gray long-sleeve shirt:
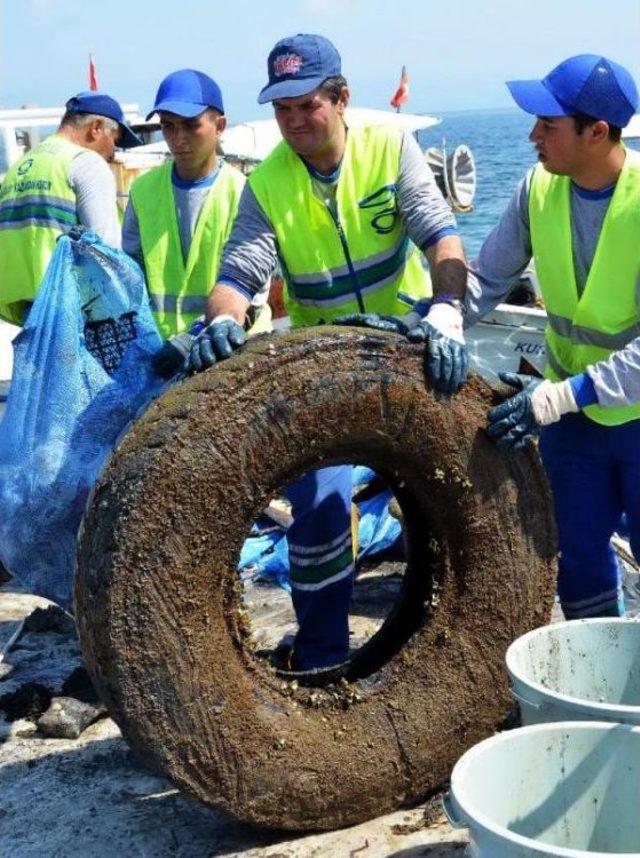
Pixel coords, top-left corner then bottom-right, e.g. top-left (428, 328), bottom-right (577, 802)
top-left (218, 129), bottom-right (458, 299)
top-left (69, 151), bottom-right (121, 248)
top-left (466, 166), bottom-right (640, 408)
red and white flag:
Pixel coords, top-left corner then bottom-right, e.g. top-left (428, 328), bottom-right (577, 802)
top-left (390, 66), bottom-right (409, 111)
top-left (89, 54), bottom-right (98, 91)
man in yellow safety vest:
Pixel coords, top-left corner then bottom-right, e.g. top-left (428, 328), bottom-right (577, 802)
top-left (185, 34), bottom-right (470, 671)
top-left (0, 91), bottom-right (141, 325)
top-left (468, 54), bottom-right (640, 620)
top-left (123, 69), bottom-right (268, 377)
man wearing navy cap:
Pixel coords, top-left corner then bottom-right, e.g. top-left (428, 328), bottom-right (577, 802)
top-left (467, 54), bottom-right (640, 619)
top-left (0, 91), bottom-right (142, 325)
top-left (123, 69), bottom-right (268, 374)
top-left (186, 34), bottom-right (467, 670)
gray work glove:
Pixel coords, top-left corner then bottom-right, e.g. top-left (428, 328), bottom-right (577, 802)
top-left (187, 316), bottom-right (246, 373)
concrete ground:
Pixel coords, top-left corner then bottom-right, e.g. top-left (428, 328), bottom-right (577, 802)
top-left (2, 546), bottom-right (637, 857)
top-left (0, 578), bottom-right (469, 858)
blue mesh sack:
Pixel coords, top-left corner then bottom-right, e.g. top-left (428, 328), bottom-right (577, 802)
top-left (0, 230), bottom-right (165, 609)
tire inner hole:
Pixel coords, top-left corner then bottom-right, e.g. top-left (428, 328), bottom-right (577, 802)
top-left (238, 463), bottom-right (435, 688)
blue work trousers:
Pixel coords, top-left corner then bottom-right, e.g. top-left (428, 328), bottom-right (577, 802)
top-left (285, 465), bottom-right (354, 670)
top-left (539, 413), bottom-right (640, 618)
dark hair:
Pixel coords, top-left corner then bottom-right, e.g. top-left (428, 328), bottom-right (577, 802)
top-left (573, 112), bottom-right (622, 143)
top-left (319, 75), bottom-right (348, 103)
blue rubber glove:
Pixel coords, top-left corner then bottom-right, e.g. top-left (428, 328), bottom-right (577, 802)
top-left (332, 312), bottom-right (415, 335)
top-left (486, 372), bottom-right (543, 450)
top-left (152, 331), bottom-right (196, 379)
top-left (151, 320), bottom-right (207, 379)
top-left (187, 317), bottom-right (246, 373)
top-left (406, 303), bottom-right (469, 396)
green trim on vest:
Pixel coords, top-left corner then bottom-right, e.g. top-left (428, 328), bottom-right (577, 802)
top-left (131, 160), bottom-right (245, 338)
top-left (248, 125), bottom-right (428, 327)
top-left (0, 134), bottom-right (83, 323)
top-left (529, 149), bottom-right (640, 426)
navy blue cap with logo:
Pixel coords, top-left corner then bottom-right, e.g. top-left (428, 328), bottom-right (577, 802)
top-left (258, 33), bottom-right (342, 104)
top-left (147, 69), bottom-right (225, 120)
top-left (507, 54), bottom-right (639, 128)
top-left (65, 91), bottom-right (143, 148)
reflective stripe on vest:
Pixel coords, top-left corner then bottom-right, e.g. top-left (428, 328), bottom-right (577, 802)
top-left (529, 149), bottom-right (640, 426)
top-left (248, 125), bottom-right (428, 327)
top-left (131, 160), bottom-right (245, 338)
top-left (0, 135), bottom-right (83, 322)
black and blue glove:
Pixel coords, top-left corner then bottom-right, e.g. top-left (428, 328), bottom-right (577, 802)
top-left (487, 372), bottom-right (543, 450)
top-left (487, 371), bottom-right (579, 450)
top-left (406, 303), bottom-right (469, 396)
top-left (152, 319), bottom-right (208, 380)
top-left (187, 317), bottom-right (247, 373)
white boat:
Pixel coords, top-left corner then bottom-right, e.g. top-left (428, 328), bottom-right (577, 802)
top-left (622, 113), bottom-right (640, 140)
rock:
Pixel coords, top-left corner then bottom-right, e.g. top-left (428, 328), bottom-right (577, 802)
top-left (0, 605), bottom-right (84, 721)
top-left (18, 605), bottom-right (76, 638)
top-left (61, 666), bottom-right (101, 704)
top-left (0, 682), bottom-right (52, 722)
top-left (37, 697), bottom-right (106, 739)
top-left (0, 662), bottom-right (14, 681)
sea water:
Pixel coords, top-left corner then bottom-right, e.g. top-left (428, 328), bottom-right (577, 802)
top-left (419, 108), bottom-right (640, 258)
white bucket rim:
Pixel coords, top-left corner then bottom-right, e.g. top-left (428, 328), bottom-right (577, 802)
top-left (505, 618), bottom-right (640, 717)
top-left (450, 721), bottom-right (640, 858)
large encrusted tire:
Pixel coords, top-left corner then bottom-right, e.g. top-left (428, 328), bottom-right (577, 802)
top-left (76, 327), bottom-right (556, 831)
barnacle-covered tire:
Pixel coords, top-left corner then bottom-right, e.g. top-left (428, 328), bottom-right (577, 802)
top-left (76, 327), bottom-right (556, 831)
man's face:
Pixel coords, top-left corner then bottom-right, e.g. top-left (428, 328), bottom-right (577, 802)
top-left (273, 87), bottom-right (348, 159)
top-left (159, 110), bottom-right (226, 171)
top-left (529, 115), bottom-right (591, 176)
top-left (94, 122), bottom-right (120, 163)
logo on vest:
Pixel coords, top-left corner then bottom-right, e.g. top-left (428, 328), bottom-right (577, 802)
top-left (17, 158), bottom-right (34, 176)
top-left (273, 53), bottom-right (304, 77)
top-left (359, 184), bottom-right (398, 234)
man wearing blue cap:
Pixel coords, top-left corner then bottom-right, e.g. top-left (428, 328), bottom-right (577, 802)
top-left (186, 34), bottom-right (468, 671)
top-left (0, 91), bottom-right (142, 325)
top-left (467, 54), bottom-right (640, 620)
top-left (123, 69), bottom-right (266, 373)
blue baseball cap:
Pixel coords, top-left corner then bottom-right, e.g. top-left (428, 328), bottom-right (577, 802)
top-left (507, 54), bottom-right (639, 128)
top-left (147, 69), bottom-right (224, 120)
top-left (258, 34), bottom-right (342, 104)
top-left (65, 91), bottom-right (142, 148)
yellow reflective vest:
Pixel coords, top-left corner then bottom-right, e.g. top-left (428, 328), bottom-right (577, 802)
top-left (248, 125), bottom-right (429, 327)
top-left (529, 148), bottom-right (640, 426)
top-left (0, 134), bottom-right (84, 325)
top-left (130, 160), bottom-right (245, 338)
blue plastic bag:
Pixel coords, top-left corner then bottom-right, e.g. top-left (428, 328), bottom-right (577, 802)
top-left (0, 231), bottom-right (165, 609)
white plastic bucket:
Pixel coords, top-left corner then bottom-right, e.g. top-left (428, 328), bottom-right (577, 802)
top-left (444, 721), bottom-right (640, 856)
top-left (506, 619), bottom-right (640, 726)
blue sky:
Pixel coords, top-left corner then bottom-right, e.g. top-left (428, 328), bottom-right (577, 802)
top-left (2, 0), bottom-right (639, 122)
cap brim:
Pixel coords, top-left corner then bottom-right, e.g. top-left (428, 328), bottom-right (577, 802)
top-left (145, 100), bottom-right (210, 120)
top-left (506, 79), bottom-right (571, 117)
top-left (118, 124), bottom-right (144, 149)
top-left (257, 75), bottom-right (326, 105)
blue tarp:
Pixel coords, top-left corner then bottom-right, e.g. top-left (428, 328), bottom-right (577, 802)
top-left (0, 231), bottom-right (164, 609)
